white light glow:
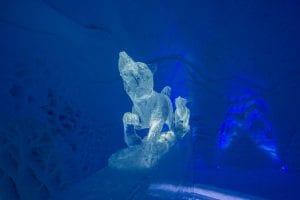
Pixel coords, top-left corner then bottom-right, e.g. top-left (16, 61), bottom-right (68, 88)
top-left (148, 183), bottom-right (261, 200)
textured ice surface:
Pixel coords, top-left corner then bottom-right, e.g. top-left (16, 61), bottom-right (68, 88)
top-left (109, 51), bottom-right (190, 169)
top-left (0, 0), bottom-right (110, 45)
top-left (0, 119), bottom-right (67, 200)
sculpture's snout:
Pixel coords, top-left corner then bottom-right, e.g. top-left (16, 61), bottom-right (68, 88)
top-left (118, 51), bottom-right (136, 74)
top-left (119, 51), bottom-right (129, 59)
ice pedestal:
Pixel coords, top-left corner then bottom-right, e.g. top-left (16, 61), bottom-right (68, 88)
top-left (109, 131), bottom-right (176, 169)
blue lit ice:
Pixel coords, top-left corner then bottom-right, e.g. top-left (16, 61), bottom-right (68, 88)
top-left (108, 51), bottom-right (190, 169)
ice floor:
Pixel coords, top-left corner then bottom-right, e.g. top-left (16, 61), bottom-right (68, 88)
top-left (53, 144), bottom-right (300, 200)
top-left (54, 168), bottom-right (299, 200)
top-left (54, 168), bottom-right (261, 200)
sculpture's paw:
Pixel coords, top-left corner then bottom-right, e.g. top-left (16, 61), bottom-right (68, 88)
top-left (174, 123), bottom-right (190, 139)
top-left (123, 112), bottom-right (139, 126)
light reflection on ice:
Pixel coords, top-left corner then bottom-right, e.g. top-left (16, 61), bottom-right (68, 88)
top-left (148, 183), bottom-right (263, 200)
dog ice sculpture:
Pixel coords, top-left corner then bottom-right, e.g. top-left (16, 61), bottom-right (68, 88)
top-left (108, 51), bottom-right (190, 169)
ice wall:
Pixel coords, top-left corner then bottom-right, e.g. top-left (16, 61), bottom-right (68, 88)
top-left (0, 1), bottom-right (124, 199)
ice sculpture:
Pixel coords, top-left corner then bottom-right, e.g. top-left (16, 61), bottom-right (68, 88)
top-left (109, 51), bottom-right (190, 169)
top-left (174, 97), bottom-right (190, 137)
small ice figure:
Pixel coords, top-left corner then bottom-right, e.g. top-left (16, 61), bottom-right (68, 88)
top-left (174, 96), bottom-right (190, 136)
top-left (109, 51), bottom-right (190, 169)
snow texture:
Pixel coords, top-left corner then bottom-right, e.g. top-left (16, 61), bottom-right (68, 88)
top-left (0, 119), bottom-right (67, 200)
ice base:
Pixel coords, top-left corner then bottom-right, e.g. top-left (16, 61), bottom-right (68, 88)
top-left (109, 131), bottom-right (176, 169)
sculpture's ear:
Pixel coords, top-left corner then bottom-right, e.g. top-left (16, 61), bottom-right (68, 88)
top-left (147, 64), bottom-right (157, 74)
top-left (161, 86), bottom-right (171, 97)
top-left (136, 62), bottom-right (153, 79)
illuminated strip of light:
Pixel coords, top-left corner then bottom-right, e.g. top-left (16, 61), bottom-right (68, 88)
top-left (148, 183), bottom-right (256, 200)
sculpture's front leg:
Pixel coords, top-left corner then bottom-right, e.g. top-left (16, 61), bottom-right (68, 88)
top-left (122, 112), bottom-right (142, 146)
top-left (146, 119), bottom-right (164, 141)
top-left (141, 117), bottom-right (164, 167)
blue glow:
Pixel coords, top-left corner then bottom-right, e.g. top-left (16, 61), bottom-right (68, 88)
top-left (281, 165), bottom-right (288, 172)
top-left (218, 90), bottom-right (279, 161)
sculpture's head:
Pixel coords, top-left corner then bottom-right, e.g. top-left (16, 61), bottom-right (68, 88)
top-left (118, 51), bottom-right (154, 100)
top-left (175, 96), bottom-right (188, 108)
